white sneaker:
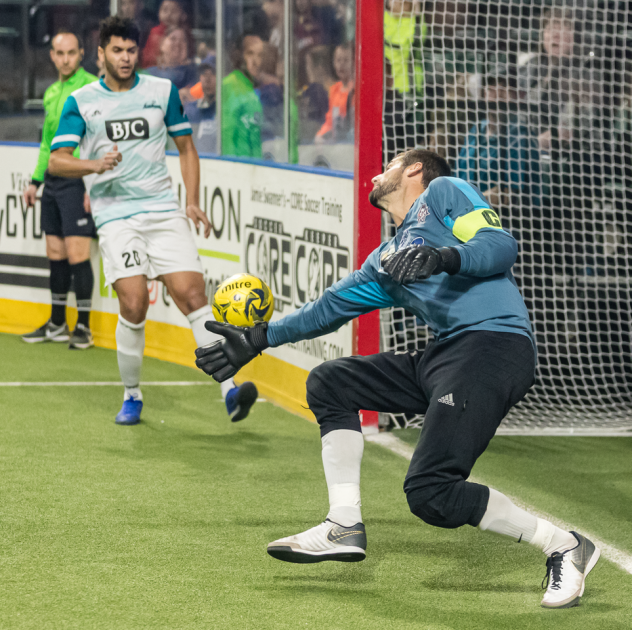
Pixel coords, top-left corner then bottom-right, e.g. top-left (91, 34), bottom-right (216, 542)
top-left (541, 532), bottom-right (601, 609)
top-left (267, 520), bottom-right (367, 564)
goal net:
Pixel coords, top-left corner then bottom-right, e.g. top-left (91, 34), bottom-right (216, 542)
top-left (380, 0), bottom-right (632, 435)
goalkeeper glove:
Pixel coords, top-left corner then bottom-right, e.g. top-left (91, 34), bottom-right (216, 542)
top-left (194, 321), bottom-right (270, 382)
top-left (382, 245), bottom-right (461, 285)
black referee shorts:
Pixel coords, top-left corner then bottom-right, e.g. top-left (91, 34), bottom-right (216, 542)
top-left (40, 172), bottom-right (96, 238)
top-left (306, 330), bottom-right (536, 530)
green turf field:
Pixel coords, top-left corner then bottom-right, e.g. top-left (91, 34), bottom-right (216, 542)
top-left (1, 332), bottom-right (631, 629)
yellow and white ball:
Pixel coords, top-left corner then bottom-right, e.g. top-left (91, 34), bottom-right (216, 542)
top-left (212, 273), bottom-right (274, 327)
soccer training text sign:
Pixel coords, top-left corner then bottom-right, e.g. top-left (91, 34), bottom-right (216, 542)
top-left (244, 219), bottom-right (350, 312)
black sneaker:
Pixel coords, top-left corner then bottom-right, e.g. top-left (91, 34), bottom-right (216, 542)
top-left (22, 319), bottom-right (70, 343)
top-left (68, 323), bottom-right (94, 350)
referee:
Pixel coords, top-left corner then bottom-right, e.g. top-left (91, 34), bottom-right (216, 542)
top-left (195, 149), bottom-right (601, 609)
top-left (22, 30), bottom-right (97, 349)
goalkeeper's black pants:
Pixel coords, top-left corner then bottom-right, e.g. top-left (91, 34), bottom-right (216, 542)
top-left (306, 330), bottom-right (536, 530)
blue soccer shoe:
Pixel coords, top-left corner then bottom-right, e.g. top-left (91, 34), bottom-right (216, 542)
top-left (115, 397), bottom-right (143, 425)
top-left (225, 382), bottom-right (258, 422)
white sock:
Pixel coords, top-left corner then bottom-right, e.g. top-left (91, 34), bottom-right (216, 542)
top-left (187, 305), bottom-right (235, 399)
top-left (479, 488), bottom-right (577, 555)
top-left (124, 386), bottom-right (142, 401)
top-left (531, 518), bottom-right (579, 556)
top-left (116, 315), bottom-right (145, 401)
top-left (322, 429), bottom-right (364, 527)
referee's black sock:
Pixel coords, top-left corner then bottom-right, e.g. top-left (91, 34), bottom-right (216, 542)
top-left (70, 260), bottom-right (94, 328)
top-left (50, 259), bottom-right (71, 326)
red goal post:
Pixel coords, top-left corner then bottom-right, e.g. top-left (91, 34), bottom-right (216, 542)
top-left (354, 0), bottom-right (384, 434)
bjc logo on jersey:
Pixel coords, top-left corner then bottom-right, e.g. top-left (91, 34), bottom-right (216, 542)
top-left (105, 118), bottom-right (149, 141)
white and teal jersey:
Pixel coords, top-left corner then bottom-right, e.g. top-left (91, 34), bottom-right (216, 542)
top-left (51, 73), bottom-right (192, 229)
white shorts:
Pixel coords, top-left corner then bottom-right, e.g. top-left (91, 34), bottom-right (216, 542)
top-left (98, 211), bottom-right (203, 286)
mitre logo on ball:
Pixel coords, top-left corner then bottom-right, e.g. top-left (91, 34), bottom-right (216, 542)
top-left (212, 273), bottom-right (274, 327)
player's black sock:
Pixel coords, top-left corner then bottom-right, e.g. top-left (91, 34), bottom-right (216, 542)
top-left (50, 259), bottom-right (71, 326)
top-left (70, 259), bottom-right (94, 328)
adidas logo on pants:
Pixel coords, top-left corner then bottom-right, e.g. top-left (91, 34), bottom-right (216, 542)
top-left (438, 393), bottom-right (455, 406)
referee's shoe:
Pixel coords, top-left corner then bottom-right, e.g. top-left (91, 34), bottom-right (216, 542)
top-left (267, 520), bottom-right (367, 563)
top-left (22, 319), bottom-right (70, 343)
top-left (69, 323), bottom-right (94, 350)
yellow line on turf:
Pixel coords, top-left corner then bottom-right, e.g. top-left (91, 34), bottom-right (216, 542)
top-left (198, 249), bottom-right (240, 262)
top-left (365, 432), bottom-right (632, 575)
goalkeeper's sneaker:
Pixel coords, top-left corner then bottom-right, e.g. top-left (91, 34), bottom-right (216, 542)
top-left (267, 520), bottom-right (367, 564)
top-left (22, 319), bottom-right (70, 343)
top-left (541, 532), bottom-right (600, 609)
top-left (115, 397), bottom-right (143, 426)
top-left (225, 382), bottom-right (258, 422)
top-left (68, 324), bottom-right (94, 350)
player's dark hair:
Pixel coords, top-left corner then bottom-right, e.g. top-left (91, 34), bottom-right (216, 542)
top-left (99, 16), bottom-right (141, 50)
top-left (397, 149), bottom-right (451, 188)
top-left (51, 29), bottom-right (83, 50)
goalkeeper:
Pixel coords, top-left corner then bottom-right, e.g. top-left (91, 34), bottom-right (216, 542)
top-left (195, 149), bottom-right (600, 610)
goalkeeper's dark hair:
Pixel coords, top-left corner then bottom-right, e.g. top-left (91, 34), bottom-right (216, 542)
top-left (99, 16), bottom-right (140, 49)
top-left (397, 149), bottom-right (451, 188)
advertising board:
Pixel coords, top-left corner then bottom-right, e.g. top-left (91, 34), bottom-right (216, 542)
top-left (0, 144), bottom-right (355, 416)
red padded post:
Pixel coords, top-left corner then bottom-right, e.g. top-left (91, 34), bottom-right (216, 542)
top-left (354, 0), bottom-right (384, 433)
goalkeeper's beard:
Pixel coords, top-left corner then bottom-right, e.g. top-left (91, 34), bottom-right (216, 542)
top-left (368, 178), bottom-right (401, 212)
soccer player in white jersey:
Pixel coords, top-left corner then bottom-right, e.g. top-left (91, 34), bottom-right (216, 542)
top-left (48, 16), bottom-right (258, 425)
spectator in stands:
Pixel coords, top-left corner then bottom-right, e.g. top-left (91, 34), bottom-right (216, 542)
top-left (384, 0), bottom-right (426, 97)
top-left (196, 40), bottom-right (215, 65)
top-left (185, 62), bottom-right (217, 154)
top-left (184, 41), bottom-right (216, 105)
top-left (146, 27), bottom-right (198, 90)
top-left (383, 0), bottom-right (427, 160)
top-left (519, 5), bottom-right (611, 259)
top-left (455, 69), bottom-right (541, 209)
top-left (298, 45), bottom-right (334, 142)
top-left (222, 34), bottom-right (264, 158)
top-left (253, 44), bottom-right (299, 163)
top-left (318, 0), bottom-right (346, 45)
top-left (315, 41), bottom-right (354, 143)
top-left (519, 6), bottom-right (582, 153)
top-left (118, 0), bottom-right (155, 50)
top-left (262, 0), bottom-right (284, 54)
top-left (294, 0), bottom-right (324, 88)
top-left (142, 0), bottom-right (188, 67)
top-left (256, 43), bottom-right (282, 141)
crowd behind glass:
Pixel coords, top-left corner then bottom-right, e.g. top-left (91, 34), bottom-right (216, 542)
top-left (1, 1), bottom-right (630, 187)
top-left (0, 0), bottom-right (357, 171)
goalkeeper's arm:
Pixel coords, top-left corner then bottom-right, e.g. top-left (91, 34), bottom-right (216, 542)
top-left (266, 266), bottom-right (395, 347)
top-left (195, 255), bottom-right (395, 381)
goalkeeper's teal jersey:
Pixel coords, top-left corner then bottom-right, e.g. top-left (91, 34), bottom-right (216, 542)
top-left (268, 176), bottom-right (534, 349)
top-left (52, 73), bottom-right (192, 229)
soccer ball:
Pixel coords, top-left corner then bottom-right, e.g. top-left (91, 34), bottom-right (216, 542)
top-left (212, 273), bottom-right (274, 327)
